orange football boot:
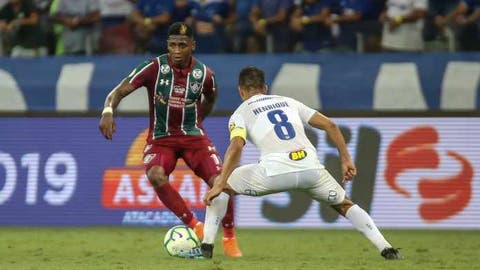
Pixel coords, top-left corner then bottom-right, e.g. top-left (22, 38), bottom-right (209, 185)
top-left (222, 237), bottom-right (243, 258)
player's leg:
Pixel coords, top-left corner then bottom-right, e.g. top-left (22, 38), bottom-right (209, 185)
top-left (144, 145), bottom-right (201, 231)
top-left (202, 163), bottom-right (272, 258)
top-left (331, 198), bottom-right (401, 259)
top-left (183, 141), bottom-right (242, 257)
top-left (306, 168), bottom-right (401, 259)
top-left (201, 187), bottom-right (235, 258)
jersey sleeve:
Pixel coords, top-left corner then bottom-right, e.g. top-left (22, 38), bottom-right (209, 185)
top-left (288, 98), bottom-right (317, 125)
top-left (228, 111), bottom-right (247, 142)
top-left (125, 59), bottom-right (156, 89)
top-left (202, 67), bottom-right (217, 96)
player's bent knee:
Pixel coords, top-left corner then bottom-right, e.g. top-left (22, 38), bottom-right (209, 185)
top-left (331, 198), bottom-right (354, 216)
top-left (146, 166), bottom-right (169, 187)
top-left (224, 184), bottom-right (238, 197)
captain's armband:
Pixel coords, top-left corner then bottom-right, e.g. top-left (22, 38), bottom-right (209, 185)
top-left (230, 127), bottom-right (246, 141)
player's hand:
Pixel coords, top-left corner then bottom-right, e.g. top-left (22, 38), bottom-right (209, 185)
top-left (341, 160), bottom-right (357, 183)
top-left (323, 17), bottom-right (333, 28)
top-left (434, 15), bottom-right (446, 27)
top-left (99, 113), bottom-right (116, 140)
top-left (253, 21), bottom-right (267, 35)
top-left (6, 21), bottom-right (17, 32)
top-left (203, 184), bottom-right (224, 206)
top-left (66, 17), bottom-right (79, 29)
top-left (388, 18), bottom-right (400, 31)
top-left (290, 17), bottom-right (303, 32)
top-left (455, 15), bottom-right (467, 26)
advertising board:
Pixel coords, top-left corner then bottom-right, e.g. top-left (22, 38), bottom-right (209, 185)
top-left (0, 117), bottom-right (478, 228)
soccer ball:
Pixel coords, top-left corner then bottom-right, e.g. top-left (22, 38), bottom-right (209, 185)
top-left (163, 225), bottom-right (201, 257)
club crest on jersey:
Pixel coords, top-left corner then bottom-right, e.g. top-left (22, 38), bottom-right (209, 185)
top-left (174, 85), bottom-right (185, 94)
top-left (289, 150), bottom-right (307, 161)
top-left (190, 81), bottom-right (202, 93)
top-left (160, 64), bottom-right (170, 74)
top-left (192, 69), bottom-right (203, 79)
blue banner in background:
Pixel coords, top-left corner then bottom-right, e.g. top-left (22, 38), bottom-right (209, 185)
top-left (1, 53), bottom-right (479, 112)
top-left (0, 117), bottom-right (228, 226)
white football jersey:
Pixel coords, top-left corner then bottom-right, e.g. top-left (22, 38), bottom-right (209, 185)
top-left (229, 94), bottom-right (323, 176)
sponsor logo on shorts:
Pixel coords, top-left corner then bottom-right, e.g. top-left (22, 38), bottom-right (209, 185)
top-left (289, 150), bottom-right (307, 161)
top-left (143, 153), bottom-right (156, 164)
top-left (327, 190), bottom-right (337, 202)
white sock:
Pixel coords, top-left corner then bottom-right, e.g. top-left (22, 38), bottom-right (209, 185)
top-left (345, 204), bottom-right (392, 251)
top-left (203, 192), bottom-right (230, 245)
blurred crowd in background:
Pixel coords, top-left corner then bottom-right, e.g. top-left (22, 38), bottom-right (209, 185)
top-left (0, 0), bottom-right (478, 57)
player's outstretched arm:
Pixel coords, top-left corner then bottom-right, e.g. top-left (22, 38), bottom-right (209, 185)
top-left (308, 112), bottom-right (357, 182)
top-left (99, 80), bottom-right (136, 140)
top-left (204, 137), bottom-right (244, 205)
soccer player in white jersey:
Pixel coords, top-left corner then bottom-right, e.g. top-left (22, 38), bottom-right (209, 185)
top-left (199, 66), bottom-right (401, 260)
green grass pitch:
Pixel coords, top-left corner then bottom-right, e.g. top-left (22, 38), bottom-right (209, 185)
top-left (1, 227), bottom-right (479, 270)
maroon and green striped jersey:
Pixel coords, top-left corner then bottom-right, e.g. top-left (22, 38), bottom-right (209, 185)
top-left (125, 54), bottom-right (217, 142)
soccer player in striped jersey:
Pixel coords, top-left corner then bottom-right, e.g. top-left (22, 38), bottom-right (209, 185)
top-left (99, 22), bottom-right (242, 257)
top-left (200, 66), bottom-right (400, 260)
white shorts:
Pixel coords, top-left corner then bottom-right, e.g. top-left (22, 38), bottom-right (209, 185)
top-left (227, 164), bottom-right (346, 205)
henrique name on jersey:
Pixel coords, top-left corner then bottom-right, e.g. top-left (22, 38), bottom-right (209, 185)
top-left (251, 101), bottom-right (289, 115)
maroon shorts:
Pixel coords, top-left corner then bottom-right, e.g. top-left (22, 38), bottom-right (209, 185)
top-left (143, 135), bottom-right (222, 182)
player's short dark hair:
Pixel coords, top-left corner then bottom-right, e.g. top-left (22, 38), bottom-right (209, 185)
top-left (239, 66), bottom-right (265, 91)
top-left (168, 22), bottom-right (193, 38)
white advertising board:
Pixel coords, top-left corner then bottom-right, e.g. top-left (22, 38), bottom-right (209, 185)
top-left (236, 118), bottom-right (480, 229)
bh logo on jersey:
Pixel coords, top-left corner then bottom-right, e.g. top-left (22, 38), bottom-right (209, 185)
top-left (289, 150), bottom-right (307, 161)
top-left (385, 126), bottom-right (473, 223)
top-left (101, 129), bottom-right (209, 211)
